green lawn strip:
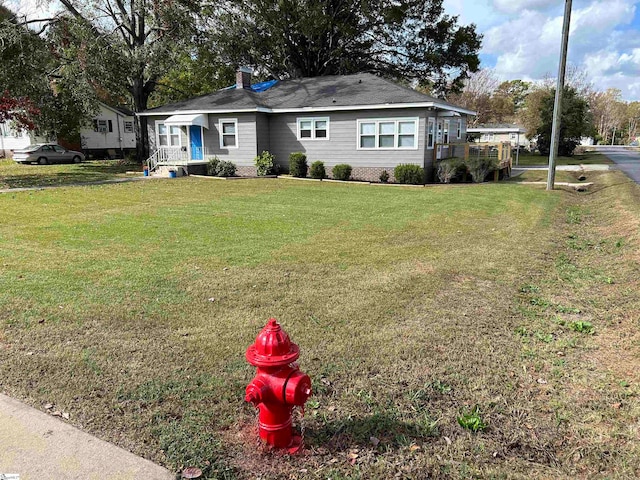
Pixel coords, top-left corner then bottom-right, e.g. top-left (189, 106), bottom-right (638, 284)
top-left (2, 176), bottom-right (638, 478)
top-left (0, 158), bottom-right (141, 189)
top-left (509, 170), bottom-right (582, 184)
top-left (514, 151), bottom-right (612, 167)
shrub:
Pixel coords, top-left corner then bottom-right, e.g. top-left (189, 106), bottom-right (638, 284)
top-left (465, 157), bottom-right (498, 183)
top-left (379, 170), bottom-right (390, 183)
top-left (310, 161), bottom-right (326, 179)
top-left (217, 160), bottom-right (236, 177)
top-left (394, 164), bottom-right (424, 185)
top-left (436, 157), bottom-right (463, 183)
top-left (207, 156), bottom-right (220, 176)
top-left (289, 152), bottom-right (308, 177)
top-left (332, 164), bottom-right (352, 181)
top-left (254, 150), bottom-right (277, 176)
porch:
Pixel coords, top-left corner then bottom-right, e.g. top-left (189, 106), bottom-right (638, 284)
top-left (434, 142), bottom-right (513, 180)
top-left (146, 146), bottom-right (211, 173)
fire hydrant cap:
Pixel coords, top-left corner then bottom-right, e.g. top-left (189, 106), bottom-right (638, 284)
top-left (246, 318), bottom-right (300, 367)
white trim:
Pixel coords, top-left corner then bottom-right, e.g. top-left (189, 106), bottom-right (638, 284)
top-left (456, 120), bottom-right (462, 139)
top-left (155, 119), bottom-right (182, 148)
top-left (139, 102), bottom-right (476, 117)
top-left (356, 117), bottom-right (419, 151)
top-left (296, 116), bottom-right (330, 140)
top-left (443, 120), bottom-right (450, 144)
top-left (165, 113), bottom-right (209, 129)
top-left (427, 117), bottom-right (435, 149)
top-left (218, 118), bottom-right (239, 149)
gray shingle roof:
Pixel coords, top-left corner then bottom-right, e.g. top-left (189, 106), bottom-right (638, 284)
top-left (143, 73), bottom-right (472, 114)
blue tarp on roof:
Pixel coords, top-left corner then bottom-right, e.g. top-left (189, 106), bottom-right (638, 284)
top-left (222, 79), bottom-right (278, 92)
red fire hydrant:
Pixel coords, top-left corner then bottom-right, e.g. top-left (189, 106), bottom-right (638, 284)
top-left (245, 318), bottom-right (312, 451)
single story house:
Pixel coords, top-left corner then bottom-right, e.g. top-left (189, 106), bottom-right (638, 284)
top-left (0, 122), bottom-right (51, 158)
top-left (80, 102), bottom-right (136, 159)
top-left (140, 70), bottom-right (475, 181)
top-left (467, 124), bottom-right (531, 149)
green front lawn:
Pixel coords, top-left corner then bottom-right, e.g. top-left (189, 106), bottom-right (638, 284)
top-left (1, 175), bottom-right (639, 479)
top-left (0, 158), bottom-right (142, 189)
top-left (513, 151), bottom-right (612, 166)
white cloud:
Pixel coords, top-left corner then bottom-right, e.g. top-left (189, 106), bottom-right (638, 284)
top-left (491, 0), bottom-right (558, 14)
top-left (479, 0), bottom-right (639, 99)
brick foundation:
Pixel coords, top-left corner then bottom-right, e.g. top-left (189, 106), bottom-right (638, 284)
top-left (338, 167), bottom-right (397, 183)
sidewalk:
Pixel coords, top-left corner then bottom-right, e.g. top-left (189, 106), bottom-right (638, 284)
top-left (0, 393), bottom-right (174, 480)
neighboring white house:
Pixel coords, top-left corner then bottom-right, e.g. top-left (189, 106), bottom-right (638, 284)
top-left (0, 122), bottom-right (52, 158)
top-left (467, 124), bottom-right (531, 149)
top-left (80, 103), bottom-right (136, 158)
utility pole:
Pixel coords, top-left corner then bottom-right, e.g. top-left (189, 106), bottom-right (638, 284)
top-left (547, 0), bottom-right (573, 190)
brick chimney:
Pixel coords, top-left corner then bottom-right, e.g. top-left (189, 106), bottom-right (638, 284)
top-left (236, 67), bottom-right (253, 90)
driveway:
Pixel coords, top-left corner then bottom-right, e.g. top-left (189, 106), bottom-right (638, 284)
top-left (597, 147), bottom-right (640, 183)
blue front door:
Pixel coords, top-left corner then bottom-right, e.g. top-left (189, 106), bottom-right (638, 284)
top-left (189, 125), bottom-right (203, 160)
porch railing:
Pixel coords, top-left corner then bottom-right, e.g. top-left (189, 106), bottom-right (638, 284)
top-left (147, 147), bottom-right (212, 172)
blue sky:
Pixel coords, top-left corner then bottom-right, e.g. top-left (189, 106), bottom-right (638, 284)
top-left (443, 0), bottom-right (640, 100)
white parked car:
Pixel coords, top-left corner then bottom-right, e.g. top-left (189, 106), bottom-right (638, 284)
top-left (13, 144), bottom-right (85, 165)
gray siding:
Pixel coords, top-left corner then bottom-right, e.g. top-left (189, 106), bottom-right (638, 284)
top-left (256, 113), bottom-right (270, 154)
top-left (268, 109), bottom-right (427, 171)
top-left (203, 113), bottom-right (257, 165)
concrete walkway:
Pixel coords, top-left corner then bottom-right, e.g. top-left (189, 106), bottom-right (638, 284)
top-left (0, 394), bottom-right (174, 480)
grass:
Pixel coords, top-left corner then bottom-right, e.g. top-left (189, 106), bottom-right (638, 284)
top-left (0, 169), bottom-right (639, 479)
top-left (0, 158), bottom-right (142, 189)
top-left (509, 170), bottom-right (584, 184)
top-left (513, 151), bottom-right (612, 166)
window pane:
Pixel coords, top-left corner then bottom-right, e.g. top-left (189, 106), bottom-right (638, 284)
top-left (300, 130), bottom-right (312, 138)
top-left (170, 135), bottom-right (180, 146)
top-left (300, 121), bottom-right (312, 130)
top-left (379, 122), bottom-right (395, 135)
top-left (360, 123), bottom-right (375, 135)
top-left (315, 120), bottom-right (327, 129)
top-left (379, 135), bottom-right (394, 148)
top-left (399, 135), bottom-right (415, 147)
top-left (315, 129), bottom-right (327, 138)
top-left (360, 136), bottom-right (375, 148)
top-left (399, 122), bottom-right (415, 135)
top-left (170, 126), bottom-right (181, 135)
top-left (159, 136), bottom-right (168, 146)
top-left (223, 135), bottom-right (236, 147)
top-left (222, 122), bottom-right (235, 134)
top-left (158, 124), bottom-right (167, 135)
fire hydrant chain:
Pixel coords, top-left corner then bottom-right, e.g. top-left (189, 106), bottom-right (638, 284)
top-left (245, 318), bottom-right (312, 452)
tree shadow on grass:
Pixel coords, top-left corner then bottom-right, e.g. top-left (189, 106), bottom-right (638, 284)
top-left (0, 161), bottom-right (140, 189)
top-left (305, 412), bottom-right (438, 452)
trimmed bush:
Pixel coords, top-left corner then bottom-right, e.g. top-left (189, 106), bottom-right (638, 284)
top-left (465, 157), bottom-right (497, 183)
top-left (217, 160), bottom-right (236, 177)
top-left (207, 156), bottom-right (236, 177)
top-left (379, 170), bottom-right (390, 183)
top-left (207, 156), bottom-right (220, 176)
top-left (310, 160), bottom-right (326, 179)
top-left (289, 152), bottom-right (308, 177)
top-left (394, 164), bottom-right (424, 185)
top-left (254, 150), bottom-right (277, 176)
top-left (332, 164), bottom-right (352, 181)
top-left (436, 157), bottom-right (463, 183)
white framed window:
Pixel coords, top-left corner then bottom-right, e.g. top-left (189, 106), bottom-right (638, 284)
top-left (219, 119), bottom-right (238, 148)
top-left (456, 121), bottom-right (461, 139)
top-left (124, 121), bottom-right (134, 133)
top-left (297, 117), bottom-right (329, 140)
top-left (427, 118), bottom-right (435, 149)
top-left (156, 121), bottom-right (181, 147)
top-left (357, 118), bottom-right (418, 150)
top-left (443, 120), bottom-right (450, 144)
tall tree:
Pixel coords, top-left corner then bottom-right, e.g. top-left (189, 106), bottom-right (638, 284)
top-left (48, 0), bottom-right (201, 159)
top-left (209, 0), bottom-right (481, 96)
top-left (0, 4), bottom-right (92, 138)
top-left (531, 86), bottom-right (594, 156)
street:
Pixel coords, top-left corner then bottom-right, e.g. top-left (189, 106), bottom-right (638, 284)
top-left (597, 147), bottom-right (640, 183)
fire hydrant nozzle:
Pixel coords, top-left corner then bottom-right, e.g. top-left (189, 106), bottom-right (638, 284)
top-left (245, 318), bottom-right (312, 450)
